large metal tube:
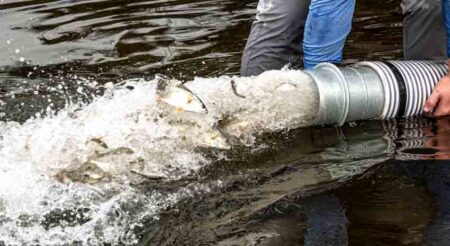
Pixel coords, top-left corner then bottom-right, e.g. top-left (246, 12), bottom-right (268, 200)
top-left (306, 61), bottom-right (448, 126)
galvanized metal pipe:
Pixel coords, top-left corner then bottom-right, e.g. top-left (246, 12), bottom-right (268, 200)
top-left (305, 61), bottom-right (448, 126)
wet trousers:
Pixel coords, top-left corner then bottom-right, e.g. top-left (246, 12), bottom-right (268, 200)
top-left (240, 0), bottom-right (447, 76)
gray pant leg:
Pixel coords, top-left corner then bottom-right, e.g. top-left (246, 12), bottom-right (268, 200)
top-left (240, 0), bottom-right (310, 76)
top-left (402, 0), bottom-right (447, 60)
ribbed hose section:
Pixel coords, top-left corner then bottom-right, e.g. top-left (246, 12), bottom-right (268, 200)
top-left (356, 61), bottom-right (448, 119)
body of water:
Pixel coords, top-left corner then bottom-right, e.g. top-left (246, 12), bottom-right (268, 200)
top-left (1, 0), bottom-right (449, 245)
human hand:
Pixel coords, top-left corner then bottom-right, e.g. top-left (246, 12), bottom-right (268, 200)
top-left (424, 74), bottom-right (450, 117)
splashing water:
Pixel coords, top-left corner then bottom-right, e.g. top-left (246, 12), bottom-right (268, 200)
top-left (184, 69), bottom-right (320, 144)
top-left (0, 70), bottom-right (319, 245)
top-left (0, 78), bottom-right (216, 245)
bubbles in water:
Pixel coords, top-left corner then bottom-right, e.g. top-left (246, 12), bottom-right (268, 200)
top-left (0, 78), bottom-right (215, 245)
top-left (184, 70), bottom-right (319, 144)
top-left (0, 69), bottom-right (320, 245)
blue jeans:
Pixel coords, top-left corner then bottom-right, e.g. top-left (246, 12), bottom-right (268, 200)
top-left (241, 0), bottom-right (447, 76)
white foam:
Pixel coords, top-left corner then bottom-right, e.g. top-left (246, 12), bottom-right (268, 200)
top-left (0, 79), bottom-right (212, 245)
top-left (0, 70), bottom-right (319, 245)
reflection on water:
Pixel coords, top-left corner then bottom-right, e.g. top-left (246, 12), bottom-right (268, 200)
top-left (398, 118), bottom-right (450, 160)
top-left (139, 118), bottom-right (450, 245)
top-left (1, 0), bottom-right (450, 245)
top-left (0, 0), bottom-right (254, 77)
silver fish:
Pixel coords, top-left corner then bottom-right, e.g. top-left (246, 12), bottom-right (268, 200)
top-left (155, 76), bottom-right (207, 114)
top-left (56, 70), bottom-right (320, 184)
top-left (156, 70), bottom-right (320, 146)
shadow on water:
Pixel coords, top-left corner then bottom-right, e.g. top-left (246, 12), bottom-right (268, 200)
top-left (139, 117), bottom-right (450, 245)
top-left (133, 117), bottom-right (450, 245)
top-left (1, 0), bottom-right (450, 245)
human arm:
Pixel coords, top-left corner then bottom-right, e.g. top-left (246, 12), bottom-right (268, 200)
top-left (302, 0), bottom-right (356, 69)
top-left (423, 0), bottom-right (450, 116)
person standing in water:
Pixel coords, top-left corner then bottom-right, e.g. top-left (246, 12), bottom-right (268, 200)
top-left (241, 0), bottom-right (450, 116)
top-left (241, 0), bottom-right (450, 245)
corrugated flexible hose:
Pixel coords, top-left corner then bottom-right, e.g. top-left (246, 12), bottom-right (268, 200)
top-left (306, 61), bottom-right (448, 125)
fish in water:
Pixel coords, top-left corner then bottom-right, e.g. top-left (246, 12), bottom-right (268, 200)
top-left (155, 69), bottom-right (320, 146)
top-left (154, 76), bottom-right (207, 114)
top-left (55, 70), bottom-right (320, 185)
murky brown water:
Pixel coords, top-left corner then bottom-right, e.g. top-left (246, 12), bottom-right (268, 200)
top-left (1, 0), bottom-right (450, 245)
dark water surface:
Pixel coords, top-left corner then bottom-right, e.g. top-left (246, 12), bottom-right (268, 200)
top-left (1, 0), bottom-right (450, 245)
